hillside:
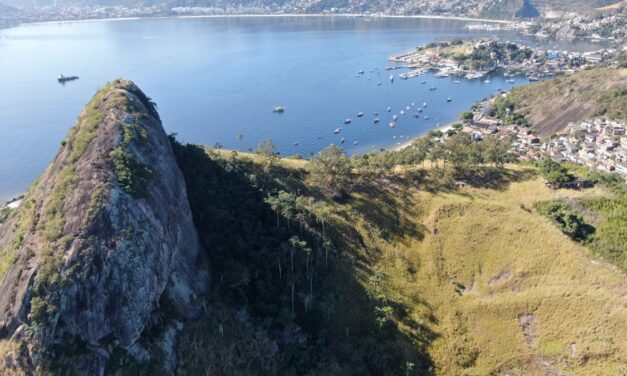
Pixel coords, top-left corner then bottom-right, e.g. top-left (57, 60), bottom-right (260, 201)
top-left (3, 0), bottom-right (621, 18)
top-left (0, 81), bottom-right (625, 375)
top-left (506, 68), bottom-right (627, 136)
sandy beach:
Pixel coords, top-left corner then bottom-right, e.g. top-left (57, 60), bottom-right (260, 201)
top-left (391, 122), bottom-right (456, 151)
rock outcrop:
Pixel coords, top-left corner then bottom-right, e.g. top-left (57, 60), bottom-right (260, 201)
top-left (0, 80), bottom-right (208, 374)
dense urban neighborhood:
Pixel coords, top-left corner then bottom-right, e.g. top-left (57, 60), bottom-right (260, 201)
top-left (458, 93), bottom-right (627, 179)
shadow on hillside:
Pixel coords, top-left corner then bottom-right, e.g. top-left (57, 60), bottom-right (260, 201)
top-left (351, 175), bottom-right (428, 243)
top-left (172, 143), bottom-right (437, 375)
top-left (460, 166), bottom-right (539, 191)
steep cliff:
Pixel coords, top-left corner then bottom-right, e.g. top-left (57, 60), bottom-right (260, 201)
top-left (0, 80), bottom-right (208, 374)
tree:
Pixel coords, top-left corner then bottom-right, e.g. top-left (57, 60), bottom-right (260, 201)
top-left (256, 139), bottom-right (277, 172)
top-left (429, 141), bottom-right (447, 169)
top-left (483, 136), bottom-right (511, 168)
top-left (413, 137), bottom-right (433, 169)
top-left (446, 132), bottom-right (482, 173)
top-left (309, 146), bottom-right (352, 200)
top-left (538, 157), bottom-right (573, 184)
top-left (265, 190), bottom-right (297, 228)
top-left (460, 111), bottom-right (474, 122)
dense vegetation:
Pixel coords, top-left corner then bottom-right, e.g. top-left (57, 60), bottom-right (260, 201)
top-left (535, 163), bottom-right (627, 272)
top-left (538, 157), bottom-right (574, 184)
top-left (171, 141), bottom-right (433, 375)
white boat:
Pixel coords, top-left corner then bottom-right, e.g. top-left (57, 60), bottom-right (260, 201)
top-left (374, 118), bottom-right (380, 123)
top-left (421, 80), bottom-right (426, 84)
top-left (423, 102), bottom-right (427, 107)
top-left (272, 106), bottom-right (285, 113)
top-left (334, 128), bottom-right (343, 134)
top-left (344, 119), bottom-right (352, 124)
top-left (424, 116), bottom-right (430, 120)
top-left (400, 110), bottom-right (405, 115)
top-left (406, 106), bottom-right (410, 110)
top-left (353, 141), bottom-right (358, 145)
top-left (453, 80), bottom-right (461, 84)
top-left (434, 72), bottom-right (449, 78)
top-left (389, 74), bottom-right (395, 82)
top-left (357, 112), bottom-right (364, 117)
top-left (484, 79), bottom-right (491, 83)
top-left (392, 115), bottom-right (398, 121)
top-left (447, 97), bottom-right (452, 102)
top-left (387, 106), bottom-right (392, 112)
top-left (429, 86), bottom-right (437, 91)
top-left (389, 121), bottom-right (397, 128)
top-left (340, 137), bottom-right (345, 143)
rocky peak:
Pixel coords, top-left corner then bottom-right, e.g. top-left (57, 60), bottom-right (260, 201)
top-left (0, 79), bottom-right (208, 374)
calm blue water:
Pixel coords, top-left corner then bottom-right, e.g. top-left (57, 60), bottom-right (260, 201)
top-left (0, 16), bottom-right (603, 201)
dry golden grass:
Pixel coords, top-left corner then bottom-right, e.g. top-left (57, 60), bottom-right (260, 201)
top-left (324, 163), bottom-right (627, 375)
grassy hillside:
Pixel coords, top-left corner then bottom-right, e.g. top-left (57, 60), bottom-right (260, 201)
top-left (169, 144), bottom-right (626, 375)
top-left (507, 68), bottom-right (627, 136)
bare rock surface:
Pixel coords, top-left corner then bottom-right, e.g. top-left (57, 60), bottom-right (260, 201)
top-left (0, 80), bottom-right (207, 374)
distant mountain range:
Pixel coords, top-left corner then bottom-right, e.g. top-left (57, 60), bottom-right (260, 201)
top-left (0, 0), bottom-right (623, 20)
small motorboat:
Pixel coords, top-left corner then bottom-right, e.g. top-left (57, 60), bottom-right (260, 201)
top-left (392, 115), bottom-right (398, 121)
top-left (400, 110), bottom-right (405, 116)
top-left (429, 86), bottom-right (437, 91)
top-left (374, 118), bottom-right (380, 124)
top-left (389, 121), bottom-right (397, 128)
top-left (357, 112), bottom-right (364, 117)
top-left (272, 106), bottom-right (285, 113)
top-left (344, 119), bottom-right (352, 124)
top-left (340, 137), bottom-right (345, 143)
top-left (334, 128), bottom-right (343, 134)
top-left (353, 141), bottom-right (358, 145)
top-left (57, 74), bottom-right (79, 83)
top-left (387, 106), bottom-right (392, 112)
top-left (423, 102), bottom-right (427, 107)
top-left (447, 97), bottom-right (452, 102)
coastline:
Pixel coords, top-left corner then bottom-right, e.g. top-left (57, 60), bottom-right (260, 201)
top-left (391, 122), bottom-right (455, 151)
top-left (4, 12), bottom-right (515, 31)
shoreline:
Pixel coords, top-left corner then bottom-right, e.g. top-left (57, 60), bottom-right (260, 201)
top-left (391, 122), bottom-right (455, 151)
top-left (5, 12), bottom-right (515, 31)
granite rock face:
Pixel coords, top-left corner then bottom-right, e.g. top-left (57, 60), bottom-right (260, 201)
top-left (0, 80), bottom-right (208, 374)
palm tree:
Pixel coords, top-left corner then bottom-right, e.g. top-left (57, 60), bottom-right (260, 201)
top-left (264, 194), bottom-right (281, 228)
